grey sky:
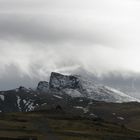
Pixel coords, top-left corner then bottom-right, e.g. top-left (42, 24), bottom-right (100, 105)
top-left (0, 0), bottom-right (140, 93)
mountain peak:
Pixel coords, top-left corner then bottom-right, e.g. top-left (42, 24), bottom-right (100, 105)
top-left (23, 72), bottom-right (140, 103)
top-left (0, 72), bottom-right (139, 113)
top-left (48, 72), bottom-right (140, 103)
top-left (49, 72), bottom-right (80, 90)
top-left (18, 86), bottom-right (29, 92)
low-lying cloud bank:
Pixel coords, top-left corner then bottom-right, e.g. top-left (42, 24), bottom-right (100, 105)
top-left (0, 0), bottom-right (140, 92)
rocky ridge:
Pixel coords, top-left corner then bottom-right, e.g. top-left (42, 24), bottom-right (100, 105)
top-left (0, 72), bottom-right (139, 113)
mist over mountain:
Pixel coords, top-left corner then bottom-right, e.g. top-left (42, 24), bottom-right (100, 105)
top-left (71, 68), bottom-right (140, 99)
top-left (0, 0), bottom-right (140, 100)
top-left (0, 66), bottom-right (140, 99)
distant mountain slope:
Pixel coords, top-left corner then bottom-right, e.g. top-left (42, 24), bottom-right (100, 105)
top-left (0, 72), bottom-right (139, 113)
top-left (46, 72), bottom-right (140, 103)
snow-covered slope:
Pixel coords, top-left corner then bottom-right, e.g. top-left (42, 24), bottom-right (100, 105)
top-left (78, 76), bottom-right (140, 102)
top-left (48, 72), bottom-right (140, 103)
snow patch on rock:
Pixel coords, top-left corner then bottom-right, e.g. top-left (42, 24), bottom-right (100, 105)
top-left (23, 99), bottom-right (27, 104)
top-left (0, 95), bottom-right (5, 101)
top-left (17, 96), bottom-right (21, 111)
top-left (53, 95), bottom-right (63, 99)
top-left (63, 89), bottom-right (83, 98)
top-left (74, 106), bottom-right (89, 113)
top-left (41, 103), bottom-right (47, 106)
top-left (117, 117), bottom-right (124, 120)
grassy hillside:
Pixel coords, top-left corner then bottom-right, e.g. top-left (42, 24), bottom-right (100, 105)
top-left (0, 107), bottom-right (139, 140)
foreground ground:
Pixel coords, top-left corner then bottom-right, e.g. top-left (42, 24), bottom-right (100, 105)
top-left (0, 109), bottom-right (139, 140)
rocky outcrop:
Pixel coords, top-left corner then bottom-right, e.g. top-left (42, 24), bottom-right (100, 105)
top-left (0, 89), bottom-right (45, 112)
top-left (37, 81), bottom-right (49, 93)
top-left (36, 72), bottom-right (140, 103)
top-left (49, 72), bottom-right (81, 90)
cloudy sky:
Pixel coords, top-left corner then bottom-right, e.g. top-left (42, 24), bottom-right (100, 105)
top-left (1, 0), bottom-right (140, 92)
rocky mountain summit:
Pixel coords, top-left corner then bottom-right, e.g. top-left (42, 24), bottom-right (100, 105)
top-left (49, 72), bottom-right (80, 90)
top-left (0, 72), bottom-right (139, 113)
top-left (38, 72), bottom-right (139, 102)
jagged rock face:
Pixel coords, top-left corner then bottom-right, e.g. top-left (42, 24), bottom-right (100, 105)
top-left (37, 81), bottom-right (49, 93)
top-left (0, 88), bottom-right (50, 113)
top-left (49, 72), bottom-right (80, 90)
top-left (0, 72), bottom-right (139, 113)
top-left (49, 72), bottom-right (140, 103)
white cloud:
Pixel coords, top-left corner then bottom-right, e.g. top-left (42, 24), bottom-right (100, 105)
top-left (0, 0), bottom-right (140, 89)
